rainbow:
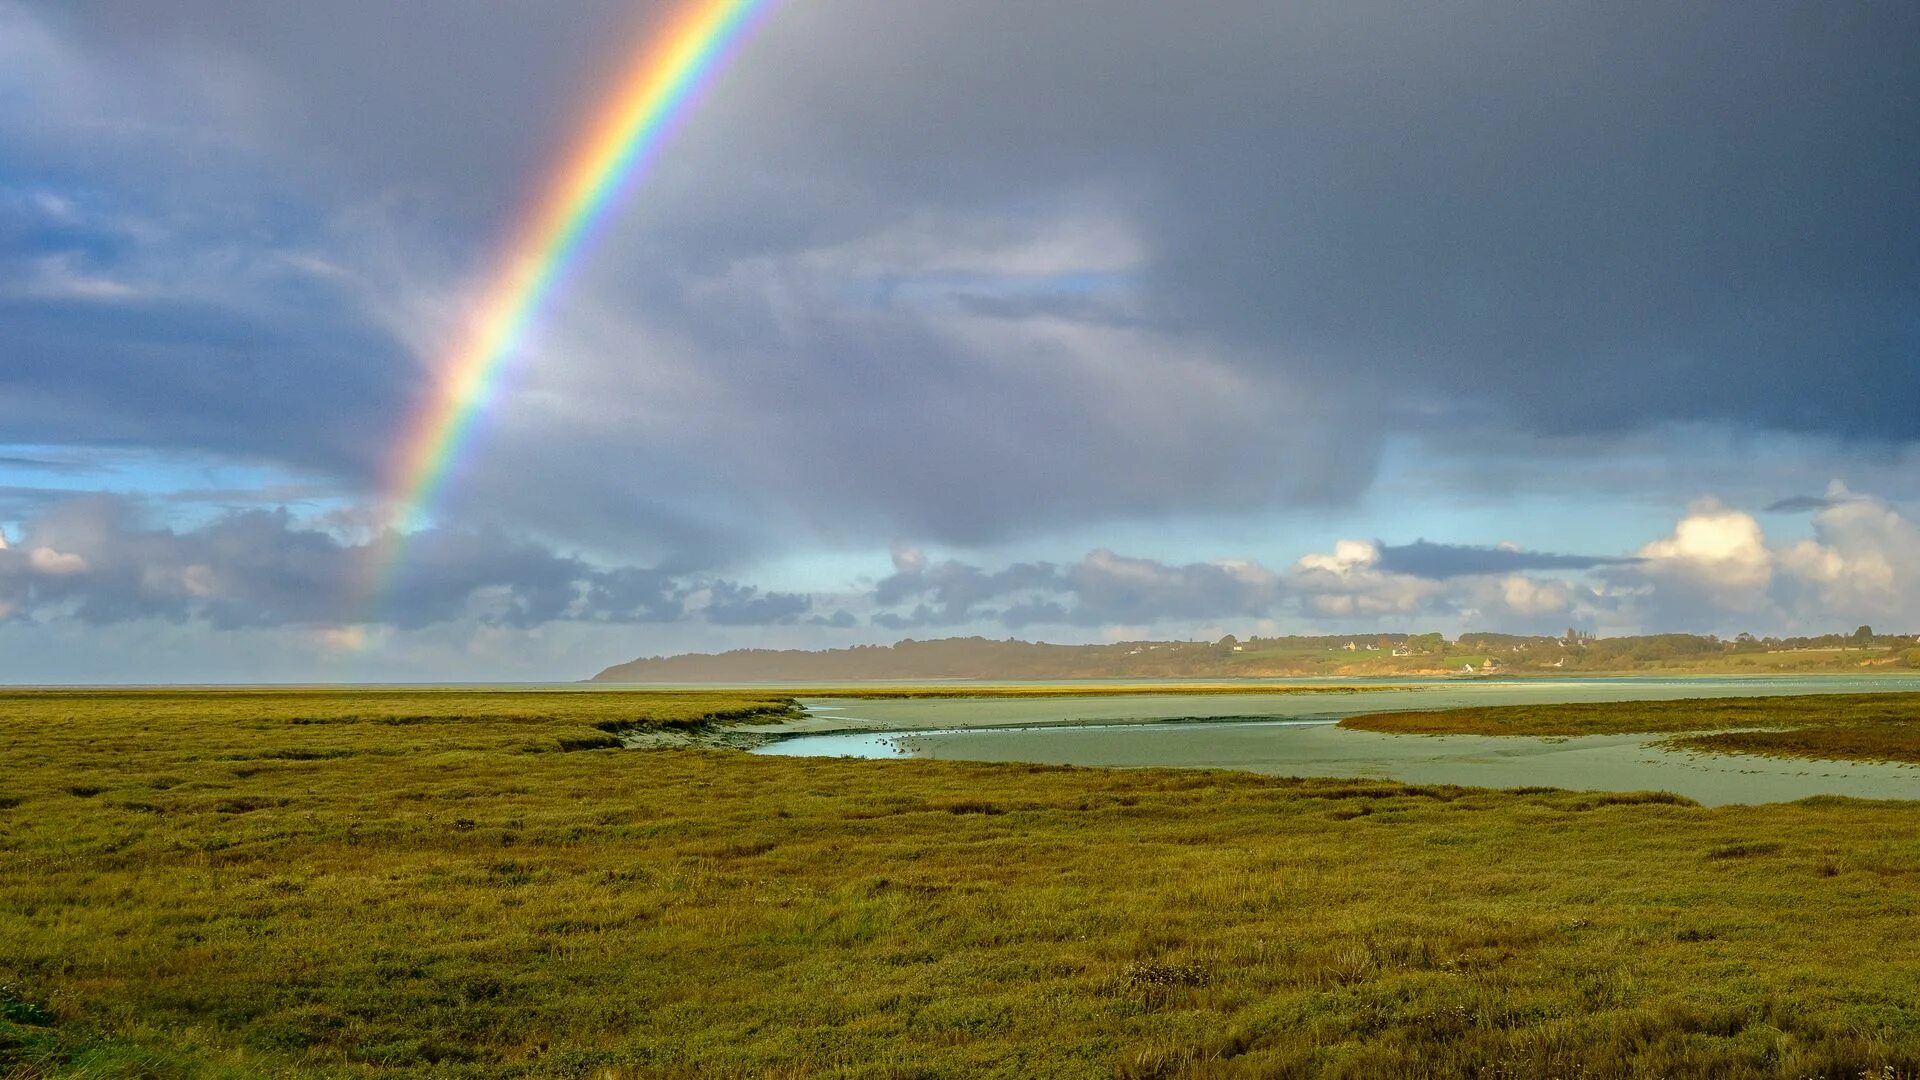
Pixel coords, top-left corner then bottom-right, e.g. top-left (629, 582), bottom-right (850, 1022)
top-left (367, 0), bottom-right (771, 602)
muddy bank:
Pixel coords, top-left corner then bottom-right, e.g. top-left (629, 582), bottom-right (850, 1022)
top-left (618, 725), bottom-right (788, 751)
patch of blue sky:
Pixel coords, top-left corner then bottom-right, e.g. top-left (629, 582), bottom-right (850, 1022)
top-left (732, 546), bottom-right (898, 597)
top-left (0, 444), bottom-right (354, 531)
top-left (0, 185), bottom-right (133, 258)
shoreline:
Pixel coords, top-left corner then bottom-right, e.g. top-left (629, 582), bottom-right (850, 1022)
top-left (626, 677), bottom-right (1920, 756)
top-left (593, 669), bottom-right (1920, 689)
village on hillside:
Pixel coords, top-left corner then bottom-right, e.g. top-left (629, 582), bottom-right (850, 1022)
top-left (595, 627), bottom-right (1920, 682)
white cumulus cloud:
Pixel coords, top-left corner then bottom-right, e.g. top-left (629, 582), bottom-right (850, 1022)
top-left (1777, 492), bottom-right (1920, 623)
top-left (1634, 500), bottom-right (1774, 613)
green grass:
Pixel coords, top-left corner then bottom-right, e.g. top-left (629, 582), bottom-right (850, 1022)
top-left (1673, 723), bottom-right (1920, 764)
top-left (1340, 693), bottom-right (1920, 765)
top-left (6, 689), bottom-right (1920, 1077)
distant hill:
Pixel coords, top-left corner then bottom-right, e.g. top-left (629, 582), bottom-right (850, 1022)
top-left (592, 637), bottom-right (1267, 682)
top-left (590, 631), bottom-right (1920, 682)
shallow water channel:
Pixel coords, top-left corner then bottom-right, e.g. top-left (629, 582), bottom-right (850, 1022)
top-left (749, 677), bottom-right (1920, 806)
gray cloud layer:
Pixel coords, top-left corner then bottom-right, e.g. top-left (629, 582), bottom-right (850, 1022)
top-left (4, 487), bottom-right (1918, 654)
top-left (867, 491), bottom-right (1920, 637)
top-left (1375, 541), bottom-right (1639, 579)
top-left (0, 496), bottom-right (809, 631)
top-left (8, 1), bottom-right (1918, 563)
top-left (5, 0), bottom-right (1920, 685)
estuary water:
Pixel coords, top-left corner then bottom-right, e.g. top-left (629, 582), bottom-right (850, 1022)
top-left (749, 676), bottom-right (1920, 806)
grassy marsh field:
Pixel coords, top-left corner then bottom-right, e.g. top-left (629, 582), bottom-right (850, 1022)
top-left (1343, 693), bottom-right (1920, 764)
top-left (4, 688), bottom-right (1920, 1078)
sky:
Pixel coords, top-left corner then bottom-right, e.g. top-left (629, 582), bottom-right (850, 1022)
top-left (2, 1), bottom-right (1918, 682)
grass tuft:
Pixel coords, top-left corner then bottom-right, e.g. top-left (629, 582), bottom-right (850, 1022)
top-left (1707, 840), bottom-right (1785, 860)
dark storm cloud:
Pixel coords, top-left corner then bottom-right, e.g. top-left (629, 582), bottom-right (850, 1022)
top-left (699, 581), bottom-right (814, 627)
top-left (1126, 5), bottom-right (1920, 442)
top-left (0, 495), bottom-right (810, 630)
top-left (1376, 541), bottom-right (1638, 580)
top-left (1766, 494), bottom-right (1849, 514)
top-left (0, 293), bottom-right (415, 482)
top-left (10, 0), bottom-right (1920, 560)
top-left (871, 550), bottom-right (1065, 624)
top-left (499, 0), bottom-right (1920, 544)
top-left (728, 2), bottom-right (1920, 441)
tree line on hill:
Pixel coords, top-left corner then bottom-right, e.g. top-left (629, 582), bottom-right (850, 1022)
top-left (591, 627), bottom-right (1920, 682)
